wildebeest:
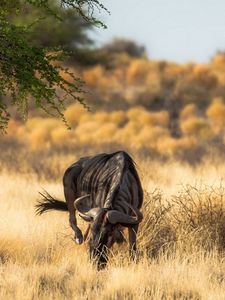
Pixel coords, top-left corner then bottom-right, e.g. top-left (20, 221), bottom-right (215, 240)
top-left (36, 151), bottom-right (143, 268)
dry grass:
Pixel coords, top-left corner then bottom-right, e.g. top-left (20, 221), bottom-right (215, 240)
top-left (2, 154), bottom-right (225, 299)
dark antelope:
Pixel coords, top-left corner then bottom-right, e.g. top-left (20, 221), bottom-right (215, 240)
top-left (36, 151), bottom-right (143, 267)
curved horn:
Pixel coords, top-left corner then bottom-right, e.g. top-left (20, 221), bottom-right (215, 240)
top-left (74, 195), bottom-right (100, 222)
top-left (106, 204), bottom-right (143, 225)
top-left (74, 194), bottom-right (90, 212)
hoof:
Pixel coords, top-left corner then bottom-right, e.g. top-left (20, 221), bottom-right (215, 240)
top-left (75, 236), bottom-right (83, 244)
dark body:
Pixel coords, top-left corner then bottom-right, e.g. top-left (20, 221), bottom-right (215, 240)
top-left (36, 151), bottom-right (143, 268)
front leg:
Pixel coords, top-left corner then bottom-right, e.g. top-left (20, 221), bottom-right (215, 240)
top-left (64, 185), bottom-right (83, 244)
top-left (128, 224), bottom-right (139, 259)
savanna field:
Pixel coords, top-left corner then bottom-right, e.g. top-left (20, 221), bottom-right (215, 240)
top-left (2, 54), bottom-right (225, 299)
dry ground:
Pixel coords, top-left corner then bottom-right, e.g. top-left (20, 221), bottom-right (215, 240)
top-left (1, 156), bottom-right (225, 299)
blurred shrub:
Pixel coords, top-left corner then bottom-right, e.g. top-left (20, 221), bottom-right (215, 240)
top-left (127, 59), bottom-right (150, 84)
top-left (127, 107), bottom-right (169, 127)
top-left (28, 127), bottom-right (51, 150)
top-left (109, 111), bottom-right (127, 126)
top-left (77, 51), bottom-right (225, 114)
top-left (127, 106), bottom-right (145, 121)
top-left (180, 104), bottom-right (197, 120)
top-left (95, 123), bottom-right (118, 144)
top-left (2, 101), bottom-right (223, 159)
top-left (181, 117), bottom-right (212, 139)
top-left (75, 121), bottom-right (99, 144)
top-left (193, 64), bottom-right (218, 89)
top-left (51, 126), bottom-right (74, 145)
top-left (64, 103), bottom-right (87, 126)
top-left (94, 112), bottom-right (110, 124)
top-left (83, 66), bottom-right (104, 87)
top-left (145, 71), bottom-right (161, 94)
top-left (4, 49), bottom-right (225, 159)
top-left (206, 97), bottom-right (225, 132)
top-left (114, 121), bottom-right (140, 146)
top-left (212, 52), bottom-right (225, 66)
top-left (136, 126), bottom-right (169, 150)
top-left (101, 38), bottom-right (146, 58)
top-left (157, 136), bottom-right (197, 156)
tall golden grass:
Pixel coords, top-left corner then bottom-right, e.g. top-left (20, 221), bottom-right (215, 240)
top-left (1, 154), bottom-right (225, 299)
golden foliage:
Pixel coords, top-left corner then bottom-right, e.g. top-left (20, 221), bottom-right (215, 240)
top-left (51, 126), bottom-right (74, 145)
top-left (180, 104), bottom-right (197, 120)
top-left (145, 71), bottom-right (161, 92)
top-left (181, 116), bottom-right (212, 139)
top-left (127, 107), bottom-right (169, 127)
top-left (83, 65), bottom-right (104, 87)
top-left (147, 111), bottom-right (169, 127)
top-left (127, 106), bottom-right (145, 121)
top-left (94, 111), bottom-right (110, 124)
top-left (157, 136), bottom-right (196, 155)
top-left (136, 126), bottom-right (169, 150)
top-left (206, 97), bottom-right (225, 130)
top-left (28, 126), bottom-right (51, 149)
top-left (193, 64), bottom-right (210, 76)
top-left (72, 52), bottom-right (225, 115)
top-left (64, 103), bottom-right (87, 126)
top-left (95, 122), bottom-right (118, 143)
top-left (127, 58), bottom-right (150, 83)
top-left (212, 53), bottom-right (225, 65)
top-left (3, 100), bottom-right (225, 156)
top-left (75, 121), bottom-right (99, 144)
top-left (5, 50), bottom-right (225, 157)
top-left (114, 121), bottom-right (139, 147)
top-left (109, 110), bottom-right (127, 126)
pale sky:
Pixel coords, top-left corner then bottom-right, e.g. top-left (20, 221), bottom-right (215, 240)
top-left (91, 0), bottom-right (225, 63)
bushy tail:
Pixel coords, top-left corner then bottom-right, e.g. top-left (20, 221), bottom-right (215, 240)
top-left (35, 191), bottom-right (68, 215)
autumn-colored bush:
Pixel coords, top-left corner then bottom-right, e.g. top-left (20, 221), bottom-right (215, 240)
top-left (28, 126), bottom-right (51, 149)
top-left (135, 126), bottom-right (169, 150)
top-left (95, 123), bottom-right (118, 144)
top-left (127, 58), bottom-right (150, 84)
top-left (75, 121), bottom-right (99, 144)
top-left (212, 52), bottom-right (225, 66)
top-left (180, 104), bottom-right (197, 120)
top-left (206, 97), bottom-right (225, 132)
top-left (126, 107), bottom-right (169, 128)
top-left (181, 116), bottom-right (212, 139)
top-left (77, 52), bottom-right (225, 114)
top-left (2, 101), bottom-right (224, 160)
top-left (64, 103), bottom-right (87, 126)
top-left (145, 71), bottom-right (161, 93)
top-left (109, 111), bottom-right (127, 126)
top-left (3, 52), bottom-right (225, 160)
top-left (51, 126), bottom-right (74, 145)
top-left (83, 65), bottom-right (104, 87)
